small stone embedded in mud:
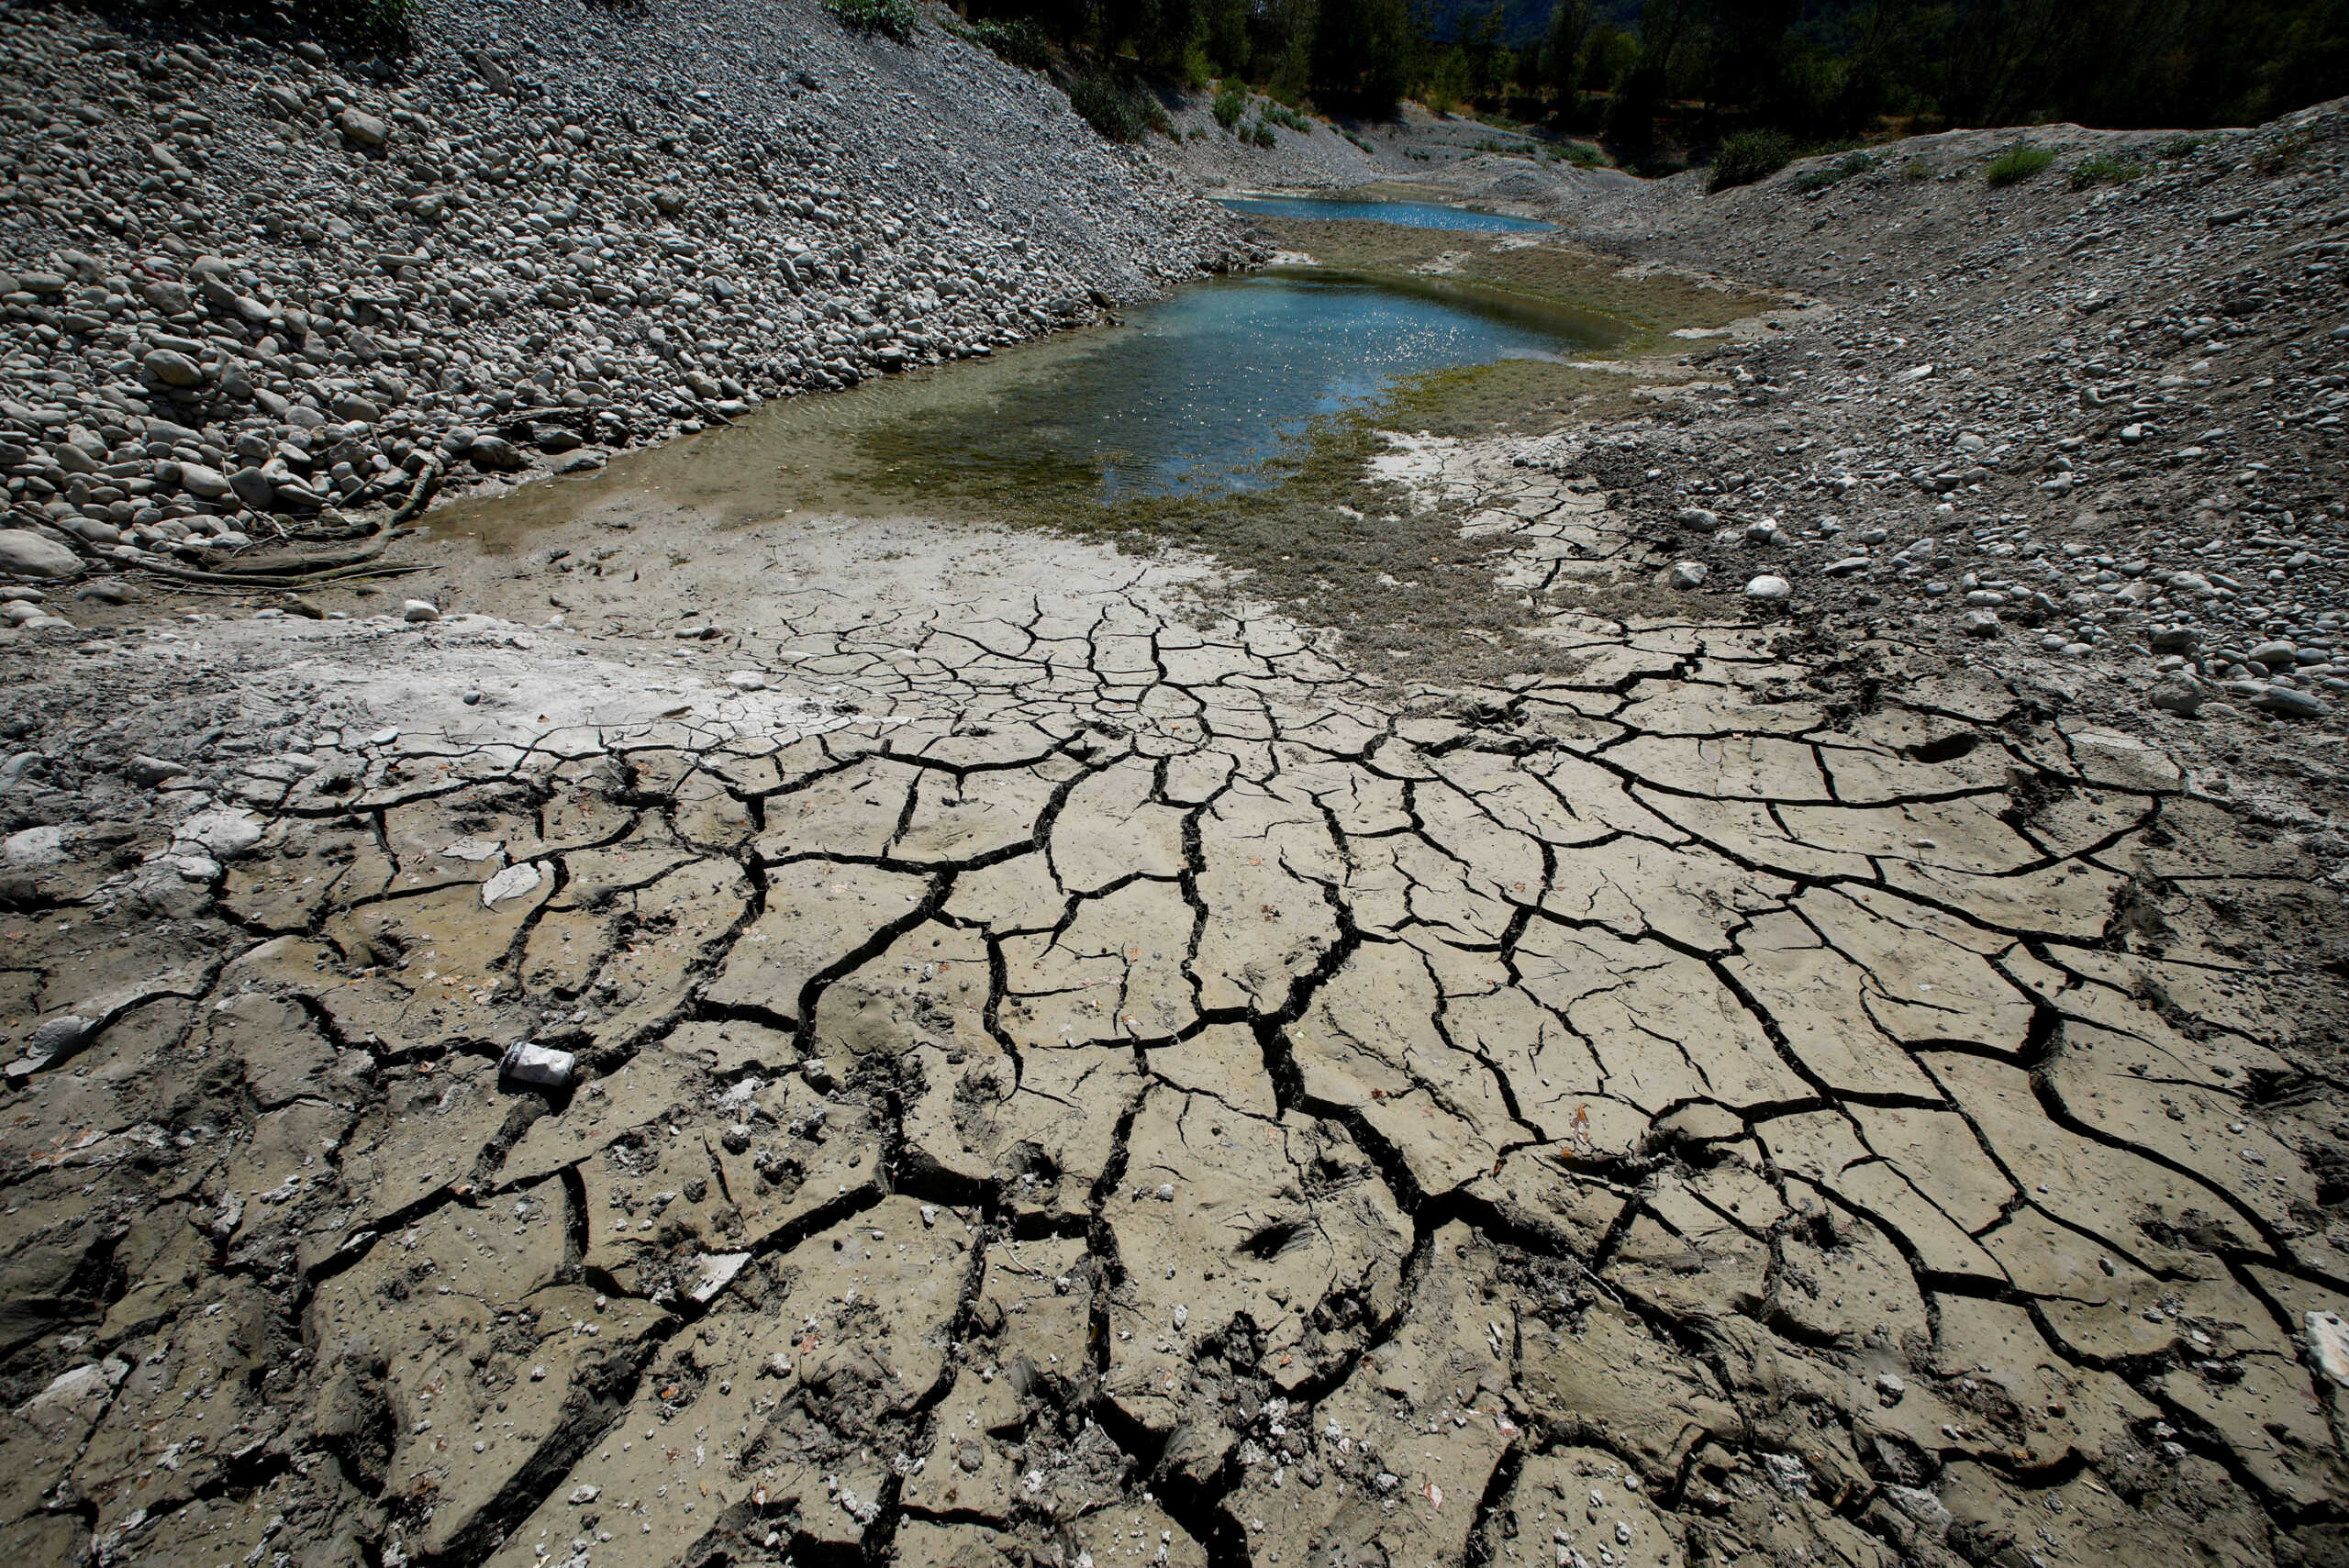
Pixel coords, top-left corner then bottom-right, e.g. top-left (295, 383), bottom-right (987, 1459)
top-left (2307, 1312), bottom-right (2349, 1387)
top-left (500, 1041), bottom-right (576, 1089)
top-left (480, 860), bottom-right (545, 908)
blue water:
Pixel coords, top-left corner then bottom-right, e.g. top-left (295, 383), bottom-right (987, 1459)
top-left (454, 260), bottom-right (1620, 539)
top-left (858, 269), bottom-right (1615, 497)
top-left (1217, 195), bottom-right (1555, 233)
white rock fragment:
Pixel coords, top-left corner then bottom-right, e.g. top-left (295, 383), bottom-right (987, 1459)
top-left (500, 1041), bottom-right (577, 1089)
top-left (174, 809), bottom-right (263, 861)
top-left (480, 860), bottom-right (545, 907)
top-left (1744, 574), bottom-right (1792, 600)
top-left (691, 1251), bottom-right (753, 1305)
top-left (2306, 1311), bottom-right (2349, 1387)
top-left (2, 825), bottom-right (66, 868)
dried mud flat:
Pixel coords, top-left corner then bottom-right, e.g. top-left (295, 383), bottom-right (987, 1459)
top-left (13, 62), bottom-right (2349, 1568)
top-left (8, 433), bottom-right (2349, 1568)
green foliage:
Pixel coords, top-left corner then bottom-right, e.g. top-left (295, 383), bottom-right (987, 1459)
top-left (1264, 102), bottom-right (1313, 132)
top-left (1212, 83), bottom-right (1247, 127)
top-left (970, 18), bottom-right (1051, 69)
top-left (2157, 135), bottom-right (2210, 159)
top-left (1559, 139), bottom-right (1603, 167)
top-left (2069, 150), bottom-right (2145, 189)
top-left (1252, 119), bottom-right (1277, 147)
top-left (154, 0), bottom-right (414, 53)
top-left (967, 0), bottom-right (2343, 158)
top-left (1901, 157), bottom-right (1932, 181)
top-left (1983, 144), bottom-right (2054, 186)
top-left (1793, 149), bottom-right (1875, 192)
top-left (1708, 129), bottom-right (1795, 194)
top-left (1067, 74), bottom-right (1158, 142)
top-left (822, 0), bottom-right (917, 40)
top-left (2252, 128), bottom-right (2313, 173)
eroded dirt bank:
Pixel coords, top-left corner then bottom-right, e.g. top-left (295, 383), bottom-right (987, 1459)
top-left (7, 43), bottom-right (2349, 1568)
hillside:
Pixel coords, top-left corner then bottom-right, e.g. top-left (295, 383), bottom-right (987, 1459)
top-left (0, 0), bottom-right (1251, 562)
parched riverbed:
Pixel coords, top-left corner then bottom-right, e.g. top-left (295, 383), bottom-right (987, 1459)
top-left (5, 194), bottom-right (2346, 1568)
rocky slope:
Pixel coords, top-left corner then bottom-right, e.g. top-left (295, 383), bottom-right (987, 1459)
top-left (1496, 103), bottom-right (2349, 746)
top-left (0, 0), bottom-right (1250, 584)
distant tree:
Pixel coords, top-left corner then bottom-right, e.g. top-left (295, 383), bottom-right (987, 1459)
top-left (1608, 0), bottom-right (1698, 154)
top-left (1203, 0), bottom-right (1254, 75)
top-left (1538, 0), bottom-right (1592, 103)
top-left (1311, 0), bottom-right (1419, 113)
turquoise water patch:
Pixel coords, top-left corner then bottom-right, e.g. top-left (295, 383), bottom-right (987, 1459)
top-left (1216, 195), bottom-right (1554, 233)
top-left (859, 268), bottom-right (1613, 497)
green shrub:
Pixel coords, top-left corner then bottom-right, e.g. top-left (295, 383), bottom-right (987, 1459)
top-left (2156, 134), bottom-right (2208, 160)
top-left (311, 0), bottom-right (411, 50)
top-left (1252, 119), bottom-right (1276, 148)
top-left (2253, 129), bottom-right (2311, 174)
top-left (1212, 83), bottom-right (1246, 128)
top-left (1793, 149), bottom-right (1875, 193)
top-left (1984, 144), bottom-right (2054, 186)
top-left (1900, 156), bottom-right (1932, 181)
top-left (970, 18), bottom-right (1049, 69)
top-left (1561, 141), bottom-right (1603, 168)
top-left (822, 0), bottom-right (917, 39)
top-left (153, 0), bottom-right (413, 52)
top-left (1068, 75), bottom-right (1152, 142)
top-left (1708, 129), bottom-right (1796, 194)
top-left (2069, 150), bottom-right (2144, 189)
top-left (1264, 104), bottom-right (1312, 133)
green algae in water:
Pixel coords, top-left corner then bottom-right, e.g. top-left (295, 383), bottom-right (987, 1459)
top-left (849, 269), bottom-right (1625, 506)
top-left (440, 234), bottom-right (1763, 684)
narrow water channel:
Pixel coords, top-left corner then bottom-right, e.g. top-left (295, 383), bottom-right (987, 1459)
top-left (1213, 194), bottom-right (1555, 232)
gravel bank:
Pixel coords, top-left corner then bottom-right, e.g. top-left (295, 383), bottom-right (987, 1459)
top-left (1530, 105), bottom-right (2349, 730)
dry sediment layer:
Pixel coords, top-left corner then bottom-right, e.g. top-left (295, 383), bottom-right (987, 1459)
top-left (3, 460), bottom-right (2347, 1568)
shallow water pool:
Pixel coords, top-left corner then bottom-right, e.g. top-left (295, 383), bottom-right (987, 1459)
top-left (449, 264), bottom-right (1621, 543)
top-left (849, 267), bottom-right (1618, 500)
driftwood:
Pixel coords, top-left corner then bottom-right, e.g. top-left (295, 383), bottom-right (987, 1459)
top-left (191, 527), bottom-right (413, 579)
top-left (120, 458), bottom-right (445, 591)
top-left (128, 557), bottom-right (426, 589)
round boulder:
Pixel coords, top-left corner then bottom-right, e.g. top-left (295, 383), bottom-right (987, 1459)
top-left (142, 349), bottom-right (204, 388)
top-left (0, 529), bottom-right (80, 578)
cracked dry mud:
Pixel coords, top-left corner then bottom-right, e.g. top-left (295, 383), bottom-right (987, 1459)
top-left (7, 440), bottom-right (2349, 1568)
